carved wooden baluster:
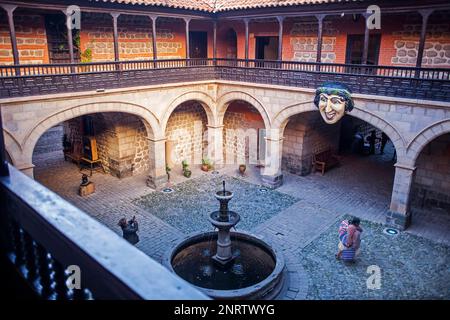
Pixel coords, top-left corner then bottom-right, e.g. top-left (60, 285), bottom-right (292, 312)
top-left (51, 260), bottom-right (68, 300)
top-left (72, 287), bottom-right (94, 300)
top-left (11, 222), bottom-right (25, 269)
top-left (36, 244), bottom-right (53, 299)
top-left (23, 231), bottom-right (38, 282)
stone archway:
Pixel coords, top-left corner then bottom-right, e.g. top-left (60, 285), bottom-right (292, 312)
top-left (273, 101), bottom-right (407, 160)
top-left (21, 101), bottom-right (160, 168)
top-left (405, 119), bottom-right (450, 167)
top-left (217, 91), bottom-right (271, 131)
top-left (161, 91), bottom-right (216, 133)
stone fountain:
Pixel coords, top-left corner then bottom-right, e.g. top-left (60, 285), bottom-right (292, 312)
top-left (164, 180), bottom-right (286, 300)
top-left (209, 181), bottom-right (240, 267)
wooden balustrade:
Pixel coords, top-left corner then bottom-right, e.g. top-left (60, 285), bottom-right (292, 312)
top-left (0, 58), bottom-right (449, 101)
top-left (0, 164), bottom-right (208, 300)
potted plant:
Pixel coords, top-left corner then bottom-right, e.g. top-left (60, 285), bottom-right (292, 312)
top-left (201, 158), bottom-right (212, 172)
top-left (239, 164), bottom-right (246, 174)
top-left (182, 160), bottom-right (191, 178)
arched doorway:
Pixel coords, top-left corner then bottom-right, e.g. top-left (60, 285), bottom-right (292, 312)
top-left (32, 112), bottom-right (152, 180)
top-left (222, 101), bottom-right (266, 166)
top-left (411, 133), bottom-right (450, 218)
top-left (164, 101), bottom-right (209, 175)
top-left (281, 111), bottom-right (397, 221)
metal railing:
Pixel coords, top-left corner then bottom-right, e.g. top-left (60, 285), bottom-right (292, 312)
top-left (0, 164), bottom-right (208, 300)
top-left (0, 58), bottom-right (449, 101)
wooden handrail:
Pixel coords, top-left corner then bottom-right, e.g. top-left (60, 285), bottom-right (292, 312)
top-left (0, 58), bottom-right (448, 80)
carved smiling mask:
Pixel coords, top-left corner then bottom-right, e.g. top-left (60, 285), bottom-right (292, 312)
top-left (314, 83), bottom-right (354, 124)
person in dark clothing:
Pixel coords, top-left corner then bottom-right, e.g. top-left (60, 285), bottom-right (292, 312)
top-left (366, 130), bottom-right (378, 155)
top-left (118, 216), bottom-right (139, 245)
top-left (380, 132), bottom-right (389, 154)
top-left (352, 128), bottom-right (364, 154)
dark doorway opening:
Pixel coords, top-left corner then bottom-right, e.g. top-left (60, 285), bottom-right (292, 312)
top-left (224, 29), bottom-right (237, 59)
top-left (189, 31), bottom-right (208, 59)
top-left (45, 14), bottom-right (78, 64)
top-left (345, 34), bottom-right (381, 65)
top-left (255, 36), bottom-right (278, 60)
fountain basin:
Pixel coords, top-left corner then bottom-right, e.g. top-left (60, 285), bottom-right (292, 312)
top-left (164, 231), bottom-right (286, 300)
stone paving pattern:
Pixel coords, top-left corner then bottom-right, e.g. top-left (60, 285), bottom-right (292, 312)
top-left (33, 128), bottom-right (450, 299)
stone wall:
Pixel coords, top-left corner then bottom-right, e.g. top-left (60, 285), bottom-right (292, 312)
top-left (79, 14), bottom-right (185, 62)
top-left (289, 19), bottom-right (337, 63)
top-left (391, 23), bottom-right (450, 66)
top-left (223, 102), bottom-right (265, 165)
top-left (0, 13), bottom-right (48, 65)
top-left (412, 133), bottom-right (450, 211)
top-left (282, 112), bottom-right (341, 175)
top-left (62, 113), bottom-right (150, 178)
top-left (165, 102), bottom-right (208, 169)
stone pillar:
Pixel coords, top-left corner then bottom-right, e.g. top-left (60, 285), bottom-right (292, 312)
top-left (146, 138), bottom-right (168, 189)
top-left (386, 163), bottom-right (416, 230)
top-left (0, 108), bottom-right (9, 176)
top-left (261, 129), bottom-right (283, 189)
top-left (207, 125), bottom-right (224, 169)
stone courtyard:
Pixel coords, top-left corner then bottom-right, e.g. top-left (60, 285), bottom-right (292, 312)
top-left (33, 126), bottom-right (450, 300)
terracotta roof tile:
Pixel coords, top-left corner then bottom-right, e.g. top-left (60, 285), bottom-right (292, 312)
top-left (89, 0), bottom-right (365, 12)
top-left (90, 0), bottom-right (215, 12)
top-left (214, 0), bottom-right (363, 12)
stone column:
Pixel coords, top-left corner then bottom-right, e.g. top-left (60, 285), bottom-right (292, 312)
top-left (146, 137), bottom-right (168, 189)
top-left (261, 129), bottom-right (283, 189)
top-left (207, 125), bottom-right (224, 169)
top-left (0, 106), bottom-right (9, 176)
top-left (386, 163), bottom-right (416, 230)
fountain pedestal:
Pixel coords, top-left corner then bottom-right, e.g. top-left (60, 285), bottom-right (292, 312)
top-left (209, 184), bottom-right (240, 267)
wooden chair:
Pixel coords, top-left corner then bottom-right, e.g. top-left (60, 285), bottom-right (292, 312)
top-left (312, 149), bottom-right (340, 175)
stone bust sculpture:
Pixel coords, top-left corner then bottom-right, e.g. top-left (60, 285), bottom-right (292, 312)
top-left (314, 83), bottom-right (354, 124)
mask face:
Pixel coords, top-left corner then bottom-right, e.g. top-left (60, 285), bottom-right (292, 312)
top-left (318, 93), bottom-right (346, 124)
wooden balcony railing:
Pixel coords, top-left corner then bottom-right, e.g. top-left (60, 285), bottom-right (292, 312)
top-left (0, 58), bottom-right (449, 101)
top-left (0, 164), bottom-right (208, 300)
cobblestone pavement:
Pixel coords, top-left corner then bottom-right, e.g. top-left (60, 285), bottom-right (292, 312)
top-left (299, 216), bottom-right (450, 299)
top-left (33, 128), bottom-right (450, 299)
